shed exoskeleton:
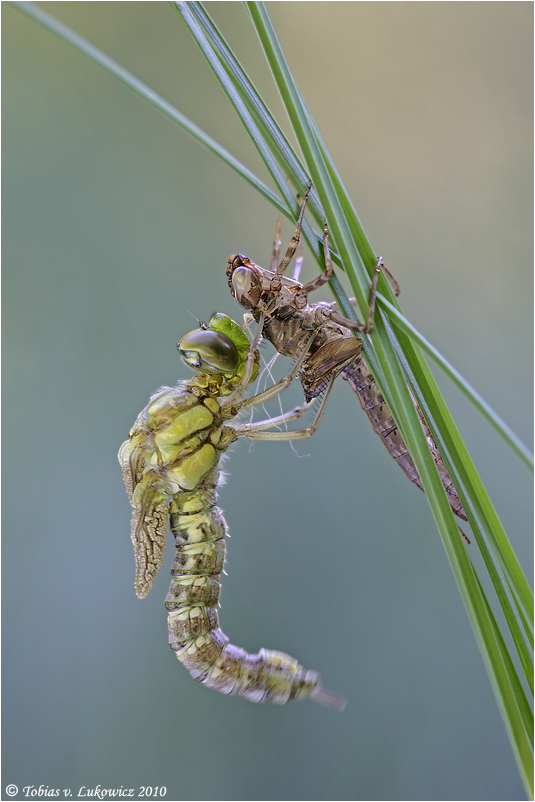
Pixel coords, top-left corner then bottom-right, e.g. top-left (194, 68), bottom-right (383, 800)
top-left (119, 312), bottom-right (345, 709)
top-left (226, 187), bottom-right (467, 523)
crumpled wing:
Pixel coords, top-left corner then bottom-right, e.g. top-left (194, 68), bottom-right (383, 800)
top-left (118, 434), bottom-right (149, 502)
top-left (119, 434), bottom-right (169, 598)
top-left (130, 476), bottom-right (168, 599)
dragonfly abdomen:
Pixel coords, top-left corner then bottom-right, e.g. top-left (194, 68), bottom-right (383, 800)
top-left (343, 360), bottom-right (422, 486)
top-left (166, 482), bottom-right (226, 664)
top-left (164, 481), bottom-right (344, 707)
top-left (344, 359), bottom-right (468, 520)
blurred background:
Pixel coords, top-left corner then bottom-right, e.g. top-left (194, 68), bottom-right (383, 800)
top-left (3, 3), bottom-right (532, 800)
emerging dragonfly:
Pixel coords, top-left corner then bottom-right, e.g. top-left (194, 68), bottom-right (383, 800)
top-left (119, 311), bottom-right (345, 709)
top-left (226, 186), bottom-right (467, 522)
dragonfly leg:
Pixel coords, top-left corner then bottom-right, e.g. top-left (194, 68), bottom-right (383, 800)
top-left (235, 374), bottom-right (335, 441)
top-left (270, 213), bottom-right (283, 272)
top-left (382, 262), bottom-right (400, 297)
top-left (326, 254), bottom-right (399, 331)
top-left (322, 256), bottom-right (383, 334)
top-left (242, 311), bottom-right (256, 339)
top-left (298, 218), bottom-right (334, 295)
top-left (290, 185), bottom-right (307, 281)
top-left (232, 398), bottom-right (315, 434)
top-left (276, 182), bottom-right (312, 277)
top-left (292, 227), bottom-right (304, 282)
top-left (363, 258), bottom-right (382, 333)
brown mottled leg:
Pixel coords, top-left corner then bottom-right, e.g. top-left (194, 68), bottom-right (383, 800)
top-left (276, 183), bottom-right (312, 276)
top-left (270, 214), bottom-right (283, 272)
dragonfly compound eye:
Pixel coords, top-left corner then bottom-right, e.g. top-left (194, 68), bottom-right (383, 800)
top-left (231, 266), bottom-right (262, 309)
top-left (178, 329), bottom-right (240, 375)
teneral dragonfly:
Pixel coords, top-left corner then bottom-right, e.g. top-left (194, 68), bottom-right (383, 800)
top-left (119, 312), bottom-right (346, 708)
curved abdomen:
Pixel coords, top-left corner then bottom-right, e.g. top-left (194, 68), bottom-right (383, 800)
top-left (165, 481), bottom-right (345, 708)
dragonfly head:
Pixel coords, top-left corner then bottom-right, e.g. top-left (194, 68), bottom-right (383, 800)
top-left (178, 313), bottom-right (257, 382)
top-left (178, 328), bottom-right (240, 376)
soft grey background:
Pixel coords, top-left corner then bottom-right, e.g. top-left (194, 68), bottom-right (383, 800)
top-left (3, 3), bottom-right (533, 801)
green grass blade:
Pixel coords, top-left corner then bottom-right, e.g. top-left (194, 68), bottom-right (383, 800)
top-left (480, 581), bottom-right (534, 794)
top-left (390, 322), bottom-right (534, 638)
top-left (472, 568), bottom-right (534, 797)
top-left (242, 1), bottom-right (533, 786)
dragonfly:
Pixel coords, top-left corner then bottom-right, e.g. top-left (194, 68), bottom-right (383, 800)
top-left (118, 311), bottom-right (346, 709)
top-left (226, 187), bottom-right (467, 523)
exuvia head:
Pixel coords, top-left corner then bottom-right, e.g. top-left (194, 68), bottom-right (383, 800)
top-left (227, 261), bottom-right (262, 310)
